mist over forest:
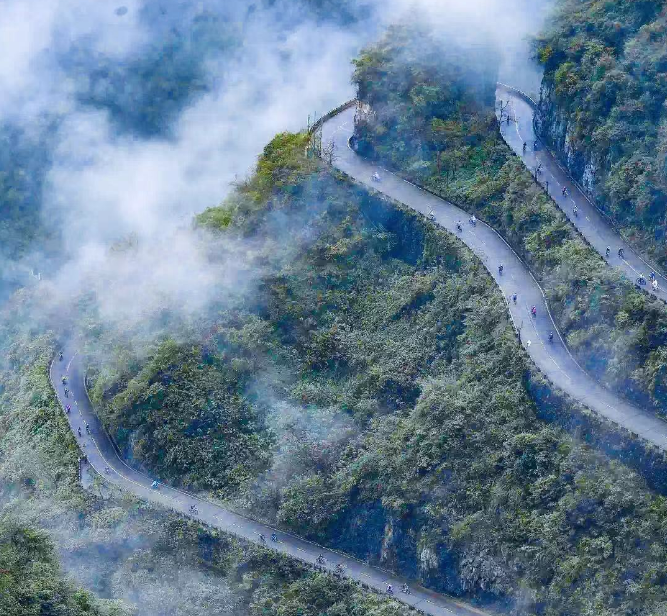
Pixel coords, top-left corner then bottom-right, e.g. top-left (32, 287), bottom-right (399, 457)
top-left (15, 1), bottom-right (667, 616)
top-left (0, 0), bottom-right (547, 302)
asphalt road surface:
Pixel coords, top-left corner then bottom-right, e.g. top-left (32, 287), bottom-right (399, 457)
top-left (321, 105), bottom-right (667, 450)
top-left (50, 348), bottom-right (488, 616)
top-left (497, 83), bottom-right (667, 298)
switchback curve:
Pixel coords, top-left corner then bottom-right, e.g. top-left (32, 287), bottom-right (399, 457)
top-left (48, 88), bottom-right (667, 616)
top-left (49, 348), bottom-right (488, 616)
top-left (320, 105), bottom-right (667, 451)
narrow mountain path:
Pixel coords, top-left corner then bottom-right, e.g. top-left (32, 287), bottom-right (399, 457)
top-left (49, 348), bottom-right (488, 616)
top-left (497, 83), bottom-right (667, 297)
top-left (321, 105), bottom-right (667, 450)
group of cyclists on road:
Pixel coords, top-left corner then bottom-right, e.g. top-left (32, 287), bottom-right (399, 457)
top-left (385, 583), bottom-right (411, 595)
top-left (517, 139), bottom-right (663, 291)
top-left (374, 169), bottom-right (662, 295)
top-left (258, 532), bottom-right (279, 543)
top-left (313, 554), bottom-right (410, 596)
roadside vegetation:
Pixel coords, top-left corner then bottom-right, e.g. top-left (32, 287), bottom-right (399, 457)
top-left (75, 108), bottom-right (667, 614)
top-left (536, 0), bottom-right (667, 265)
top-left (0, 521), bottom-right (124, 616)
top-left (352, 24), bottom-right (667, 419)
top-left (6, 9), bottom-right (667, 616)
top-left (0, 300), bottom-right (409, 615)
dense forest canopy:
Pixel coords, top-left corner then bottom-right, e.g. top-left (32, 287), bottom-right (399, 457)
top-left (8, 2), bottom-right (667, 615)
top-left (0, 521), bottom-right (122, 616)
top-left (536, 0), bottom-right (667, 264)
top-left (352, 24), bottom-right (498, 167)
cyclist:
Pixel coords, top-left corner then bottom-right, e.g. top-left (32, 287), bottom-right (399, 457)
top-left (271, 533), bottom-right (278, 542)
top-left (573, 205), bottom-right (578, 217)
top-left (512, 293), bottom-right (517, 304)
top-left (386, 584), bottom-right (393, 595)
top-left (77, 426), bottom-right (82, 437)
top-left (531, 305), bottom-right (537, 317)
top-left (259, 533), bottom-right (266, 543)
top-left (605, 246), bottom-right (610, 258)
top-left (522, 142), bottom-right (526, 154)
top-left (456, 221), bottom-right (462, 232)
top-left (618, 248), bottom-right (625, 259)
top-left (65, 404), bottom-right (71, 414)
top-left (59, 351), bottom-right (63, 361)
top-left (548, 332), bottom-right (554, 343)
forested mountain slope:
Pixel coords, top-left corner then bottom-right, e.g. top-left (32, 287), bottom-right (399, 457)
top-left (68, 109), bottom-right (667, 614)
top-left (8, 7), bottom-right (667, 615)
top-left (0, 521), bottom-right (123, 616)
top-left (0, 301), bottom-right (409, 615)
top-left (536, 0), bottom-right (667, 265)
top-left (352, 25), bottom-right (667, 420)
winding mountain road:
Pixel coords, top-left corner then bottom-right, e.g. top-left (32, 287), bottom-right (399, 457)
top-left (320, 105), bottom-right (667, 450)
top-left (48, 88), bottom-right (667, 616)
top-left (497, 83), bottom-right (667, 297)
top-left (50, 348), bottom-right (487, 616)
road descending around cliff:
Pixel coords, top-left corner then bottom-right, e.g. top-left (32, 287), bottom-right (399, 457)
top-left (497, 83), bottom-right (667, 299)
top-left (321, 105), bottom-right (667, 450)
top-left (50, 349), bottom-right (488, 616)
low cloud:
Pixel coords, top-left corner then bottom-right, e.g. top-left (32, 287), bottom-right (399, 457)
top-left (3, 0), bottom-right (550, 324)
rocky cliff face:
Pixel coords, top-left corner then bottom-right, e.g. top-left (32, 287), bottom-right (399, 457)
top-left (536, 83), bottom-right (600, 200)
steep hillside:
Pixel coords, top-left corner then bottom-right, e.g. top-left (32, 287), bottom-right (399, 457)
top-left (352, 24), bottom-right (667, 419)
top-left (0, 295), bottom-right (410, 615)
top-left (79, 116), bottom-right (667, 615)
top-left (536, 0), bottom-right (667, 264)
top-left (0, 521), bottom-right (123, 616)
